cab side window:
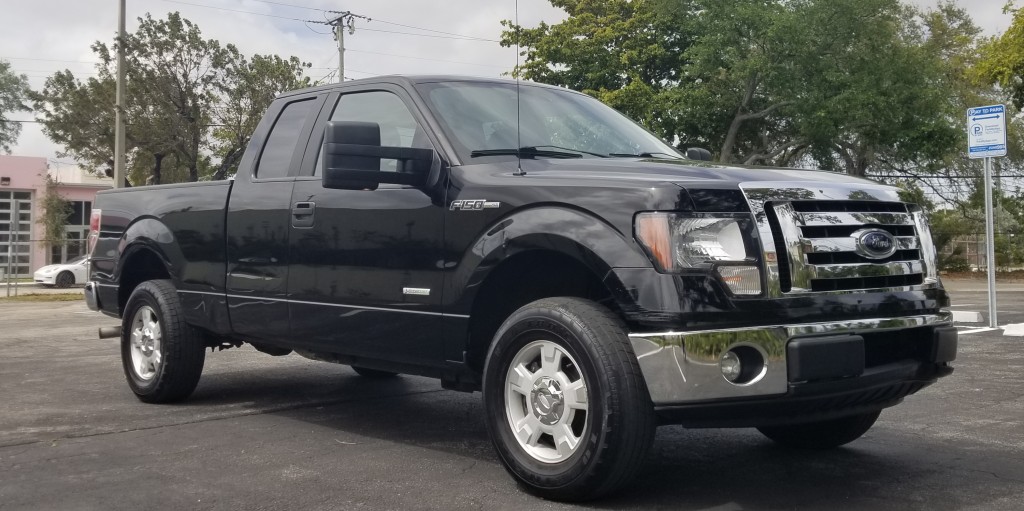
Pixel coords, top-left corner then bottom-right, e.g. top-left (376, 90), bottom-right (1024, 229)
top-left (315, 91), bottom-right (432, 174)
top-left (256, 98), bottom-right (316, 179)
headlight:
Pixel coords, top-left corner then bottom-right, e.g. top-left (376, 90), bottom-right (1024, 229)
top-left (635, 212), bottom-right (763, 295)
top-left (910, 207), bottom-right (939, 284)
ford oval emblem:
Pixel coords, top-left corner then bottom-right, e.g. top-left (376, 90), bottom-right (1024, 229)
top-left (854, 229), bottom-right (897, 259)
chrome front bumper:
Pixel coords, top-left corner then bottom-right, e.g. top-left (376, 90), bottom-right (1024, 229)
top-left (629, 312), bottom-right (954, 405)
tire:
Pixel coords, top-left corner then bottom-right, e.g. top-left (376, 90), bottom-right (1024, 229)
top-left (482, 297), bottom-right (655, 502)
top-left (55, 271), bottom-right (74, 288)
top-left (121, 280), bottom-right (206, 403)
top-left (351, 366), bottom-right (399, 378)
top-left (757, 410), bottom-right (881, 449)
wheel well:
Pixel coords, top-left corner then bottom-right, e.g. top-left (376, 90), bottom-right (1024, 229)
top-left (118, 249), bottom-right (171, 314)
top-left (465, 250), bottom-right (617, 373)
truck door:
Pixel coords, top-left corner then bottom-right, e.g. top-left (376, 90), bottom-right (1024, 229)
top-left (287, 86), bottom-right (448, 365)
top-left (225, 95), bottom-right (323, 343)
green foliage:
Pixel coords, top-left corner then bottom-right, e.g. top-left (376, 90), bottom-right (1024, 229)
top-left (211, 53), bottom-right (310, 180)
top-left (39, 177), bottom-right (72, 245)
top-left (975, 5), bottom-right (1024, 109)
top-left (31, 12), bottom-right (310, 185)
top-left (504, 0), bottom-right (976, 177)
top-left (0, 60), bottom-right (30, 153)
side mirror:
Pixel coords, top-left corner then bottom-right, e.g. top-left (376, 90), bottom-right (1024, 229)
top-left (686, 147), bottom-right (713, 161)
top-left (322, 121), bottom-right (436, 190)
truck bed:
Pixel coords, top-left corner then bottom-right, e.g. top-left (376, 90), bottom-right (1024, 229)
top-left (89, 180), bottom-right (233, 318)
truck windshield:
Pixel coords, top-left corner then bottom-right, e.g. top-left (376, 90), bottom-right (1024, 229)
top-left (417, 81), bottom-right (681, 163)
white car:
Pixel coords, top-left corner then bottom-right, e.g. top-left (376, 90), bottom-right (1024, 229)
top-left (33, 255), bottom-right (89, 288)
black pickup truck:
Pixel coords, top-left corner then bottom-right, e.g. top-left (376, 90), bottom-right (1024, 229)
top-left (85, 75), bottom-right (957, 501)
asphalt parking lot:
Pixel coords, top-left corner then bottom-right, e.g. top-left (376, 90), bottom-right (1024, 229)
top-left (1, 282), bottom-right (1022, 510)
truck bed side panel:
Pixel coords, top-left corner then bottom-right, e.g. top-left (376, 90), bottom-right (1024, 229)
top-left (90, 180), bottom-right (233, 334)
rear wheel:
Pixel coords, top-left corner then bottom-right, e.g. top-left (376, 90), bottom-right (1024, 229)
top-left (351, 366), bottom-right (399, 378)
top-left (757, 410), bottom-right (881, 449)
top-left (55, 271), bottom-right (74, 288)
top-left (482, 297), bottom-right (655, 502)
top-left (121, 280), bottom-right (205, 403)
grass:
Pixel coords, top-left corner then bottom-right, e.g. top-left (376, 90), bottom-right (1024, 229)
top-left (0, 293), bottom-right (84, 302)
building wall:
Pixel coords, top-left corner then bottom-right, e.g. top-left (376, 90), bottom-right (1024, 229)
top-left (0, 156), bottom-right (47, 278)
top-left (0, 156), bottom-right (112, 276)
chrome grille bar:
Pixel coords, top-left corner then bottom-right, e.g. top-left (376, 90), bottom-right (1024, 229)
top-left (739, 181), bottom-right (932, 297)
top-left (798, 212), bottom-right (915, 226)
top-left (806, 236), bottom-right (918, 253)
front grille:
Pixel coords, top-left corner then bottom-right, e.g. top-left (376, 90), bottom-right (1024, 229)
top-left (774, 200), bottom-right (924, 293)
top-left (806, 249), bottom-right (920, 265)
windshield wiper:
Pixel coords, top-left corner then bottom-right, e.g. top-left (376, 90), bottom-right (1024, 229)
top-left (607, 151), bottom-right (681, 159)
top-left (471, 146), bottom-right (586, 159)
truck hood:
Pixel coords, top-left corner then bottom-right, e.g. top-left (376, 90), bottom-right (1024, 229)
top-left (528, 157), bottom-right (884, 188)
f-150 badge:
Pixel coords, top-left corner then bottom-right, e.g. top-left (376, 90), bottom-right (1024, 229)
top-left (450, 200), bottom-right (501, 211)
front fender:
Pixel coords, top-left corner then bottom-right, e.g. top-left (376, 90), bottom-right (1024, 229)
top-left (444, 206), bottom-right (651, 314)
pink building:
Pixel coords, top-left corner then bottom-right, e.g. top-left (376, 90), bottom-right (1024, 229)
top-left (0, 155), bottom-right (112, 277)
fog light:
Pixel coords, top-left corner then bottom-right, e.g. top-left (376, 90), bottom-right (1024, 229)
top-left (720, 345), bottom-right (767, 385)
top-left (717, 265), bottom-right (762, 295)
top-left (720, 351), bottom-right (742, 382)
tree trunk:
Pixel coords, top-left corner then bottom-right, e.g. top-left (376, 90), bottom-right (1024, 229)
top-left (720, 114), bottom-right (744, 164)
top-left (719, 74), bottom-right (760, 163)
top-left (152, 153), bottom-right (164, 185)
top-left (213, 145), bottom-right (243, 181)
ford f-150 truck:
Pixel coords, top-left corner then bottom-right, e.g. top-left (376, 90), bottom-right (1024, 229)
top-left (84, 75), bottom-right (957, 501)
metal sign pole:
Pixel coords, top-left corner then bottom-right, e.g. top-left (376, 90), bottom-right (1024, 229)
top-left (984, 157), bottom-right (998, 328)
top-left (6, 200), bottom-right (17, 298)
top-left (967, 104), bottom-right (1005, 329)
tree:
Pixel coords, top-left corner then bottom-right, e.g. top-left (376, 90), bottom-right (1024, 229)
top-left (101, 12), bottom-right (230, 183)
top-left (0, 60), bottom-right (30, 153)
top-left (32, 12), bottom-right (310, 185)
top-left (32, 71), bottom-right (117, 172)
top-left (504, 0), bottom-right (964, 176)
top-left (502, 0), bottom-right (693, 139)
top-left (39, 176), bottom-right (73, 252)
top-left (210, 52), bottom-right (310, 180)
top-left (975, 4), bottom-right (1024, 109)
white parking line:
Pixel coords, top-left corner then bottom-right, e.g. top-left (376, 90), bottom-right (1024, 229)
top-left (959, 327), bottom-right (997, 335)
top-left (951, 310), bottom-right (984, 323)
top-left (1002, 323), bottom-right (1024, 336)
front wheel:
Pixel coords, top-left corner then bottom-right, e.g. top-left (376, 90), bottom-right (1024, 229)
top-left (55, 271), bottom-right (75, 288)
top-left (757, 410), bottom-right (881, 449)
top-left (121, 280), bottom-right (205, 403)
top-left (482, 297), bottom-right (655, 502)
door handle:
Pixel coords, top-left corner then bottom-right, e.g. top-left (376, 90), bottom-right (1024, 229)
top-left (292, 201), bottom-right (315, 228)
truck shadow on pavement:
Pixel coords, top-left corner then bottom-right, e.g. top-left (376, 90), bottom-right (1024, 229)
top-left (179, 366), bottom-right (1016, 511)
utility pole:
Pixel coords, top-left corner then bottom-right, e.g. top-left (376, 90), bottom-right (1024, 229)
top-left (335, 18), bottom-right (345, 83)
top-left (113, 0), bottom-right (126, 188)
top-left (319, 11), bottom-right (368, 83)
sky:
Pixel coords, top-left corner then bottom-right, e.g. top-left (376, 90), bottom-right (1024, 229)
top-left (0, 0), bottom-right (1016, 169)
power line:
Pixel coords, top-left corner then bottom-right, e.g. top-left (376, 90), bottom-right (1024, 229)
top-left (158, 0), bottom-right (309, 21)
top-left (370, 19), bottom-right (499, 42)
top-left (12, 69), bottom-right (100, 75)
top-left (1, 57), bottom-right (99, 64)
top-left (156, 0), bottom-right (498, 42)
top-left (357, 26), bottom-right (496, 41)
top-left (242, 0), bottom-right (323, 11)
top-left (237, 0), bottom-right (501, 41)
top-left (346, 48), bottom-right (506, 68)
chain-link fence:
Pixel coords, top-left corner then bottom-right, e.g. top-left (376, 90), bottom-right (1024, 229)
top-left (934, 231), bottom-right (1024, 272)
top-left (1, 238), bottom-right (88, 285)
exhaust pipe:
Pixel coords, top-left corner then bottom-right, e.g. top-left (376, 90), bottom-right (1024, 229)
top-left (98, 326), bottom-right (122, 339)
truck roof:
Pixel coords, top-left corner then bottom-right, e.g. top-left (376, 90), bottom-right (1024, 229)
top-left (277, 74), bottom-right (581, 99)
